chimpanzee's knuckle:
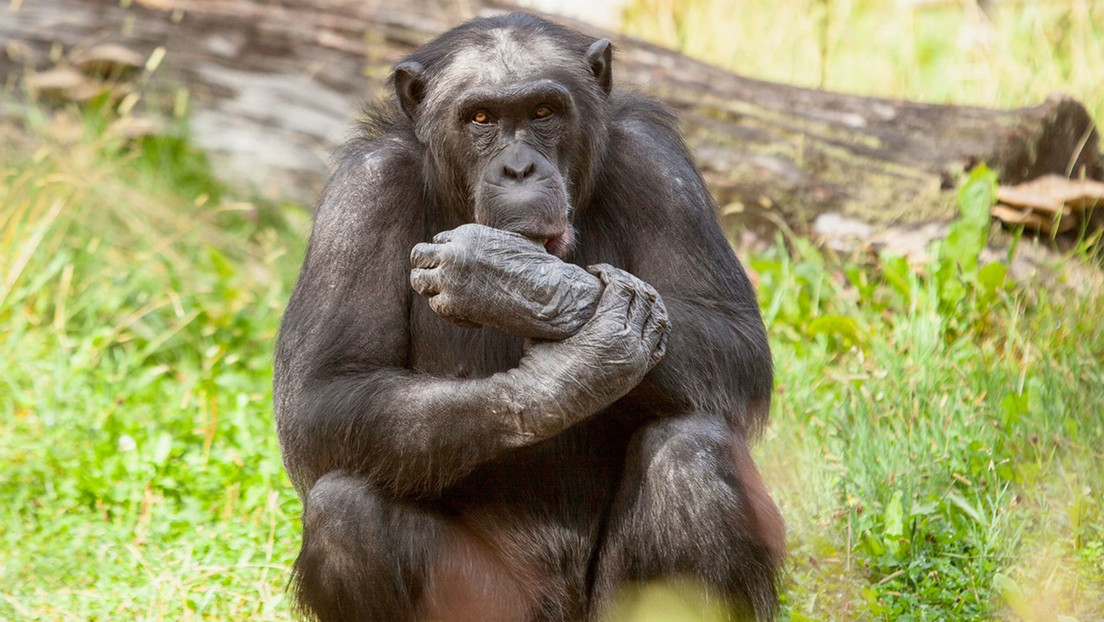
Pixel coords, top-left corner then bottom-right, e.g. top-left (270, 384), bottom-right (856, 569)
top-left (603, 267), bottom-right (631, 285)
top-left (430, 294), bottom-right (457, 317)
top-left (411, 269), bottom-right (436, 293)
top-left (654, 295), bottom-right (668, 317)
top-left (604, 276), bottom-right (634, 298)
top-left (588, 263), bottom-right (629, 288)
top-left (649, 302), bottom-right (669, 327)
top-left (602, 313), bottom-right (631, 337)
top-left (454, 223), bottom-right (486, 245)
top-left (621, 272), bottom-right (644, 290)
top-left (437, 241), bottom-right (460, 262)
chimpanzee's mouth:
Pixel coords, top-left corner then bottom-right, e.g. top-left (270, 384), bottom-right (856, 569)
top-left (539, 229), bottom-right (572, 258)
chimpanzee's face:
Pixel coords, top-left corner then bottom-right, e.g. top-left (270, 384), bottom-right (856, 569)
top-left (454, 75), bottom-right (577, 256)
top-left (394, 30), bottom-right (613, 258)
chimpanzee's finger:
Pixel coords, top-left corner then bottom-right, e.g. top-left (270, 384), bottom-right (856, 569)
top-left (428, 293), bottom-right (479, 328)
top-left (588, 265), bottom-right (634, 330)
top-left (431, 229), bottom-right (454, 244)
top-left (410, 268), bottom-right (442, 297)
top-left (643, 298), bottom-right (670, 364)
top-left (411, 243), bottom-right (443, 269)
top-left (652, 325), bottom-right (669, 365)
top-left (624, 282), bottom-right (650, 336)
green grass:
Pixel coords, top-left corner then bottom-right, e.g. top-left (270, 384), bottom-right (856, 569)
top-left (3, 3), bottom-right (1104, 617)
top-left (619, 2), bottom-right (1104, 616)
top-left (0, 112), bottom-right (304, 619)
top-left (753, 169), bottom-right (1104, 620)
top-left (3, 112), bottom-right (1101, 622)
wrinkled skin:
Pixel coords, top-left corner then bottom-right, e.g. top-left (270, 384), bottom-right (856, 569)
top-left (499, 262), bottom-right (669, 440)
top-left (409, 224), bottom-right (607, 339)
top-left (273, 12), bottom-right (782, 622)
top-left (410, 224), bottom-right (668, 439)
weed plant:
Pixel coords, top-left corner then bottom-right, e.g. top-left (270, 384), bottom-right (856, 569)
top-left (0, 112), bottom-right (304, 619)
top-left (755, 169), bottom-right (1104, 619)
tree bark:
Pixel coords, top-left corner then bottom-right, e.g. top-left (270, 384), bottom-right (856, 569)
top-left (2, 0), bottom-right (1100, 237)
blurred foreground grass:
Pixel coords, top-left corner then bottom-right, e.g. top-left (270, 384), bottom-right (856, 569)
top-left (2, 2), bottom-right (1104, 619)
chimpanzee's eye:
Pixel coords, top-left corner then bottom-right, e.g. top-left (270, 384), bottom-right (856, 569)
top-left (472, 110), bottom-right (491, 124)
top-left (533, 106), bottom-right (554, 119)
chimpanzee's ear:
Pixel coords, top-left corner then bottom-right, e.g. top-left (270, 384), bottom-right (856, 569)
top-left (585, 39), bottom-right (613, 96)
top-left (394, 60), bottom-right (426, 121)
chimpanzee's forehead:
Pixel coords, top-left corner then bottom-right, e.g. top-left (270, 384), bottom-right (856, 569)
top-left (430, 28), bottom-right (582, 97)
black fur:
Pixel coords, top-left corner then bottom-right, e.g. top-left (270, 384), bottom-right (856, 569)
top-left (274, 12), bottom-right (783, 621)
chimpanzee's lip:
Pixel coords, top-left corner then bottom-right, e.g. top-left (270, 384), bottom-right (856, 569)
top-left (537, 229), bottom-right (572, 258)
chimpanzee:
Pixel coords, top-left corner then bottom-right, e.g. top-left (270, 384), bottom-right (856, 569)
top-left (273, 12), bottom-right (783, 622)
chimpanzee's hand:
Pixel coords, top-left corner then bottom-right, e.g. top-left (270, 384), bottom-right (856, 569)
top-left (514, 264), bottom-right (670, 434)
top-left (410, 224), bottom-right (602, 340)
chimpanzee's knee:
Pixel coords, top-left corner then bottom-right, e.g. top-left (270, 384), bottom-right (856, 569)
top-left (596, 414), bottom-right (785, 620)
top-left (293, 472), bottom-right (441, 622)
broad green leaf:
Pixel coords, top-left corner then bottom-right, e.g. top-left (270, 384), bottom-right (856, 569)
top-left (865, 532), bottom-right (885, 556)
top-left (946, 491), bottom-right (983, 525)
top-left (881, 254), bottom-right (912, 298)
top-left (977, 261), bottom-right (1007, 294)
top-left (884, 491), bottom-right (904, 538)
top-left (993, 573), bottom-right (1030, 620)
top-left (957, 164), bottom-right (998, 228)
top-left (884, 491), bottom-right (905, 558)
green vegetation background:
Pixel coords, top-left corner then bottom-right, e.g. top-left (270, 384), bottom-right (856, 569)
top-left (1, 1), bottom-right (1102, 620)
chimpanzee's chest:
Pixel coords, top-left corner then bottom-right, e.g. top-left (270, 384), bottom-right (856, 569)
top-left (407, 295), bottom-right (525, 378)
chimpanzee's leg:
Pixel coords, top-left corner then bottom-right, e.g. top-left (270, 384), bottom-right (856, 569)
top-left (293, 471), bottom-right (538, 622)
top-left (291, 472), bottom-right (445, 621)
top-left (591, 414), bottom-right (785, 620)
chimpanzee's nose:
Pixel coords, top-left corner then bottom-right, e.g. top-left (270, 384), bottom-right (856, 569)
top-left (503, 153), bottom-right (537, 181)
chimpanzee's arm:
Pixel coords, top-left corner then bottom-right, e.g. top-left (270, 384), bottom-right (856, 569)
top-left (609, 112), bottom-right (774, 434)
top-left (274, 145), bottom-right (666, 499)
top-left (408, 112), bottom-right (772, 434)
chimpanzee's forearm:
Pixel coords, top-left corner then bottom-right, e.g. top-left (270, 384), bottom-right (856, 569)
top-left (282, 266), bottom-right (666, 499)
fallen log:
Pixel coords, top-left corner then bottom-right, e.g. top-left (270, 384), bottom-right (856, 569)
top-left (1, 0), bottom-right (1100, 239)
